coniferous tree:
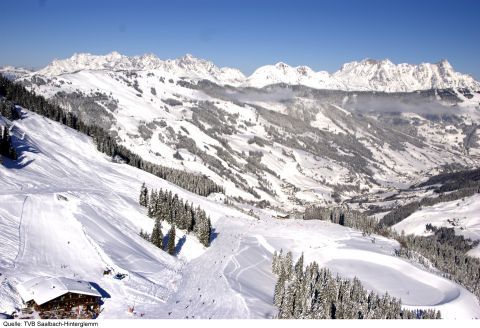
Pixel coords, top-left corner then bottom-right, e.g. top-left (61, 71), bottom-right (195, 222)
top-left (272, 250), bottom-right (279, 275)
top-left (284, 251), bottom-right (293, 281)
top-left (139, 183), bottom-right (149, 207)
top-left (147, 189), bottom-right (158, 217)
top-left (167, 226), bottom-right (176, 255)
top-left (294, 252), bottom-right (304, 279)
top-left (0, 125), bottom-right (17, 161)
top-left (150, 218), bottom-right (164, 249)
top-left (273, 268), bottom-right (286, 307)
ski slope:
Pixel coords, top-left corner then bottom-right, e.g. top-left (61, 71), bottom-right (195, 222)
top-left (0, 110), bottom-right (480, 319)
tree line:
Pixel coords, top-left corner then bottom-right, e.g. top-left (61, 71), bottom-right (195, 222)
top-left (272, 250), bottom-right (441, 319)
top-left (304, 206), bottom-right (381, 235)
top-left (139, 183), bottom-right (212, 249)
top-left (0, 74), bottom-right (224, 197)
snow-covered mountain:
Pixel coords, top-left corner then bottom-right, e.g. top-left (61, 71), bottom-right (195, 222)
top-left (26, 52), bottom-right (480, 92)
top-left (7, 54), bottom-right (480, 210)
top-left (248, 58), bottom-right (480, 92)
top-left (0, 66), bottom-right (32, 80)
top-left (245, 62), bottom-right (345, 90)
top-left (37, 52), bottom-right (246, 86)
top-left (331, 59), bottom-right (480, 92)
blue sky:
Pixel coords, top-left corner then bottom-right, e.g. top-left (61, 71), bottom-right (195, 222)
top-left (1, 0), bottom-right (479, 78)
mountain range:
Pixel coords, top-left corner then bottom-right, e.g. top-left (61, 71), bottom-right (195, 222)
top-left (3, 52), bottom-right (479, 92)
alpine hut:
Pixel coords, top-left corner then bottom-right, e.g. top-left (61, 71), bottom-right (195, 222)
top-left (17, 276), bottom-right (102, 319)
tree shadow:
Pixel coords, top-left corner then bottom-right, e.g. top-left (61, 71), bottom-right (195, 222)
top-left (210, 228), bottom-right (219, 244)
top-left (175, 235), bottom-right (187, 255)
top-left (1, 127), bottom-right (40, 169)
top-left (162, 234), bottom-right (169, 251)
top-left (1, 156), bottom-right (34, 169)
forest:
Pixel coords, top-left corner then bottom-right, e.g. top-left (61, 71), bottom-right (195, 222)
top-left (271, 250), bottom-right (441, 319)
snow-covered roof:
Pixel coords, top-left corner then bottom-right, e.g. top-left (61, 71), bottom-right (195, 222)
top-left (17, 277), bottom-right (102, 306)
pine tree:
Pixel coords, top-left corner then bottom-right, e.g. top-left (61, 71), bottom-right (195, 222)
top-left (272, 250), bottom-right (278, 275)
top-left (279, 284), bottom-right (295, 319)
top-left (294, 252), bottom-right (304, 279)
top-left (139, 182), bottom-right (149, 207)
top-left (167, 226), bottom-right (176, 255)
top-left (147, 189), bottom-right (158, 217)
top-left (150, 218), bottom-right (163, 249)
top-left (274, 269), bottom-right (286, 307)
top-left (284, 251), bottom-right (293, 281)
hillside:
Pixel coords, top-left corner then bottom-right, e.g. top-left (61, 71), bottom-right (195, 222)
top-left (1, 109), bottom-right (479, 318)
top-left (5, 53), bottom-right (480, 211)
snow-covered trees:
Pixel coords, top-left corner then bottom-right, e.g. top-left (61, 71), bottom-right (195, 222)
top-left (150, 218), bottom-right (164, 249)
top-left (395, 226), bottom-right (480, 301)
top-left (0, 99), bottom-right (19, 121)
top-left (0, 125), bottom-right (17, 161)
top-left (193, 206), bottom-right (212, 247)
top-left (272, 250), bottom-right (441, 319)
top-left (139, 182), bottom-right (148, 207)
top-left (304, 206), bottom-right (378, 235)
top-left (139, 184), bottom-right (213, 249)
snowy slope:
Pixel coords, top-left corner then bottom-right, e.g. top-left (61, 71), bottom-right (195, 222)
top-left (1, 109), bottom-right (480, 318)
top-left (393, 194), bottom-right (480, 258)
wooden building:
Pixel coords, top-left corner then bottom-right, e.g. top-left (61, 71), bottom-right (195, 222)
top-left (17, 277), bottom-right (102, 319)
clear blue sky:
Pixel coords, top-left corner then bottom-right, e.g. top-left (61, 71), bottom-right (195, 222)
top-left (1, 0), bottom-right (479, 78)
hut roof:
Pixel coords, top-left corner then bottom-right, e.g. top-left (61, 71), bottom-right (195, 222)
top-left (17, 276), bottom-right (102, 306)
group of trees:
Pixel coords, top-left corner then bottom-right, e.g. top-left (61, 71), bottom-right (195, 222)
top-left (302, 199), bottom-right (480, 305)
top-left (272, 250), bottom-right (441, 319)
top-left (0, 98), bottom-right (19, 161)
top-left (140, 221), bottom-right (177, 255)
top-left (139, 183), bottom-right (212, 248)
top-left (0, 74), bottom-right (223, 197)
top-left (304, 206), bottom-right (379, 235)
top-left (0, 98), bottom-right (20, 121)
top-left (0, 125), bottom-right (17, 160)
top-left (395, 226), bottom-right (480, 300)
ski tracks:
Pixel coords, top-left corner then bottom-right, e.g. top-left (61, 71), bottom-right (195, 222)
top-left (12, 195), bottom-right (28, 269)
